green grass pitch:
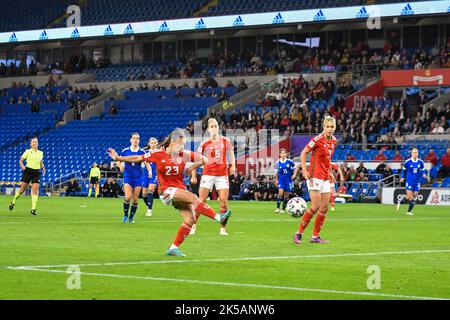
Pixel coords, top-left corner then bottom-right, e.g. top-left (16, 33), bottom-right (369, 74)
top-left (0, 195), bottom-right (449, 300)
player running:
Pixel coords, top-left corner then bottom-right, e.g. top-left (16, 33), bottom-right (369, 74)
top-left (107, 128), bottom-right (232, 257)
top-left (396, 148), bottom-right (427, 216)
top-left (117, 133), bottom-right (150, 223)
top-left (329, 163), bottom-right (345, 211)
top-left (292, 116), bottom-right (337, 244)
top-left (274, 148), bottom-right (296, 213)
top-left (189, 118), bottom-right (236, 236)
top-left (142, 137), bottom-right (159, 217)
top-left (9, 137), bottom-right (46, 216)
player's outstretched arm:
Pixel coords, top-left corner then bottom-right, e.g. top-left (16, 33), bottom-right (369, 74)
top-left (107, 148), bottom-right (142, 163)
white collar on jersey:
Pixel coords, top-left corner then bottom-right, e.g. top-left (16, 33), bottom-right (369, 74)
top-left (279, 158), bottom-right (288, 163)
top-left (130, 145), bottom-right (140, 152)
top-left (409, 157), bottom-right (419, 163)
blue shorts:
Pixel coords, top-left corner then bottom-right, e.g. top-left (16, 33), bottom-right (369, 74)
top-left (406, 182), bottom-right (420, 192)
top-left (278, 180), bottom-right (294, 192)
top-left (142, 175), bottom-right (158, 187)
top-left (124, 177), bottom-right (143, 189)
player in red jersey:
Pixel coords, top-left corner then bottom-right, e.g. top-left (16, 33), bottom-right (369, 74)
top-left (292, 116), bottom-right (337, 244)
top-left (329, 163), bottom-right (345, 211)
top-left (190, 118), bottom-right (236, 236)
top-left (107, 128), bottom-right (232, 257)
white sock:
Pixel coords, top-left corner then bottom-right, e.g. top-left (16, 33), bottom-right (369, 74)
top-left (214, 214), bottom-right (220, 221)
top-left (169, 244), bottom-right (178, 250)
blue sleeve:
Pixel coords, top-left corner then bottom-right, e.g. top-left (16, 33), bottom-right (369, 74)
top-left (274, 160), bottom-right (279, 172)
top-left (401, 161), bottom-right (408, 179)
top-left (420, 161), bottom-right (425, 173)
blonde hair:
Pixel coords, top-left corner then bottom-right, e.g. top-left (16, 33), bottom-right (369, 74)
top-left (323, 116), bottom-right (336, 128)
top-left (208, 118), bottom-right (219, 128)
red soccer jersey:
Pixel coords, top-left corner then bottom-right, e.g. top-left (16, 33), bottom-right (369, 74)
top-left (305, 134), bottom-right (337, 181)
top-left (197, 136), bottom-right (232, 176)
top-left (141, 148), bottom-right (200, 191)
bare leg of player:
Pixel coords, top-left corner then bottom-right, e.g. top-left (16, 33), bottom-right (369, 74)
top-left (217, 188), bottom-right (230, 235)
top-left (397, 190), bottom-right (412, 212)
top-left (330, 186), bottom-right (335, 211)
top-left (172, 188), bottom-right (232, 231)
top-left (190, 187), bottom-right (210, 235)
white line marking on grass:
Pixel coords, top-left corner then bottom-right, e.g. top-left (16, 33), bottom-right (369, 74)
top-left (1, 217), bottom-right (449, 225)
top-left (8, 249), bottom-right (450, 269)
top-left (6, 267), bottom-right (449, 300)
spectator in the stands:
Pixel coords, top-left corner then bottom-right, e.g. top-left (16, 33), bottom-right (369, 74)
top-left (238, 79), bottom-right (248, 92)
top-left (392, 150), bottom-right (403, 161)
top-left (355, 172), bottom-right (369, 182)
top-left (439, 148), bottom-right (450, 178)
top-left (66, 178), bottom-right (81, 197)
top-left (425, 149), bottom-right (439, 167)
top-left (356, 161), bottom-right (369, 175)
top-left (346, 153), bottom-right (356, 161)
top-left (374, 149), bottom-right (387, 161)
top-left (345, 165), bottom-right (358, 181)
top-left (376, 160), bottom-right (387, 176)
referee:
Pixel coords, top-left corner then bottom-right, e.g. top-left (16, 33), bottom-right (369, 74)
top-left (9, 137), bottom-right (46, 215)
top-left (88, 162), bottom-right (101, 197)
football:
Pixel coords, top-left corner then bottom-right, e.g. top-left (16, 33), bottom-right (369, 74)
top-left (286, 197), bottom-right (308, 218)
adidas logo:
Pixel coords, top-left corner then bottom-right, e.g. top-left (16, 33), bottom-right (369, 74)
top-left (104, 25), bottom-right (114, 36)
top-left (195, 18), bottom-right (206, 30)
top-left (39, 30), bottom-right (48, 41)
top-left (400, 3), bottom-right (414, 15)
top-left (124, 24), bottom-right (134, 35)
top-left (232, 16), bottom-right (244, 27)
top-left (159, 21), bottom-right (169, 32)
top-left (9, 32), bottom-right (17, 42)
top-left (313, 10), bottom-right (326, 22)
top-left (272, 12), bottom-right (284, 24)
top-left (355, 6), bottom-right (369, 19)
top-left (71, 28), bottom-right (80, 39)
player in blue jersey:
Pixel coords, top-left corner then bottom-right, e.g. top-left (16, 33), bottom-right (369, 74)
top-left (274, 148), bottom-right (296, 213)
top-left (142, 137), bottom-right (159, 217)
top-left (396, 148), bottom-right (428, 216)
top-left (117, 133), bottom-right (150, 223)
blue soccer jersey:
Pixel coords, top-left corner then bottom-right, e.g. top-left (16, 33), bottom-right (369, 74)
top-left (142, 161), bottom-right (157, 186)
top-left (401, 157), bottom-right (425, 192)
top-left (121, 146), bottom-right (145, 187)
top-left (275, 158), bottom-right (296, 192)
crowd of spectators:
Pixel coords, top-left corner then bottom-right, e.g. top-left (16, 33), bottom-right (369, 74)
top-left (1, 77), bottom-right (101, 119)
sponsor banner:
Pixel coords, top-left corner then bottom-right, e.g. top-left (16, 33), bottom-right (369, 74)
top-left (345, 80), bottom-right (384, 110)
top-left (1, 1), bottom-right (448, 44)
top-left (235, 138), bottom-right (290, 178)
top-left (382, 187), bottom-right (450, 206)
top-left (381, 68), bottom-right (450, 87)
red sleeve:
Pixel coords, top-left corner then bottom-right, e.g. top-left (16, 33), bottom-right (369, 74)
top-left (225, 137), bottom-right (233, 153)
top-left (142, 151), bottom-right (156, 162)
top-left (331, 163), bottom-right (339, 170)
top-left (305, 137), bottom-right (318, 152)
top-left (182, 150), bottom-right (203, 163)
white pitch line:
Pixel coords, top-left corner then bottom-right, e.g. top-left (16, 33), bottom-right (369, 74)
top-left (1, 217), bottom-right (449, 225)
top-left (7, 249), bottom-right (450, 269)
top-left (7, 267), bottom-right (449, 300)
